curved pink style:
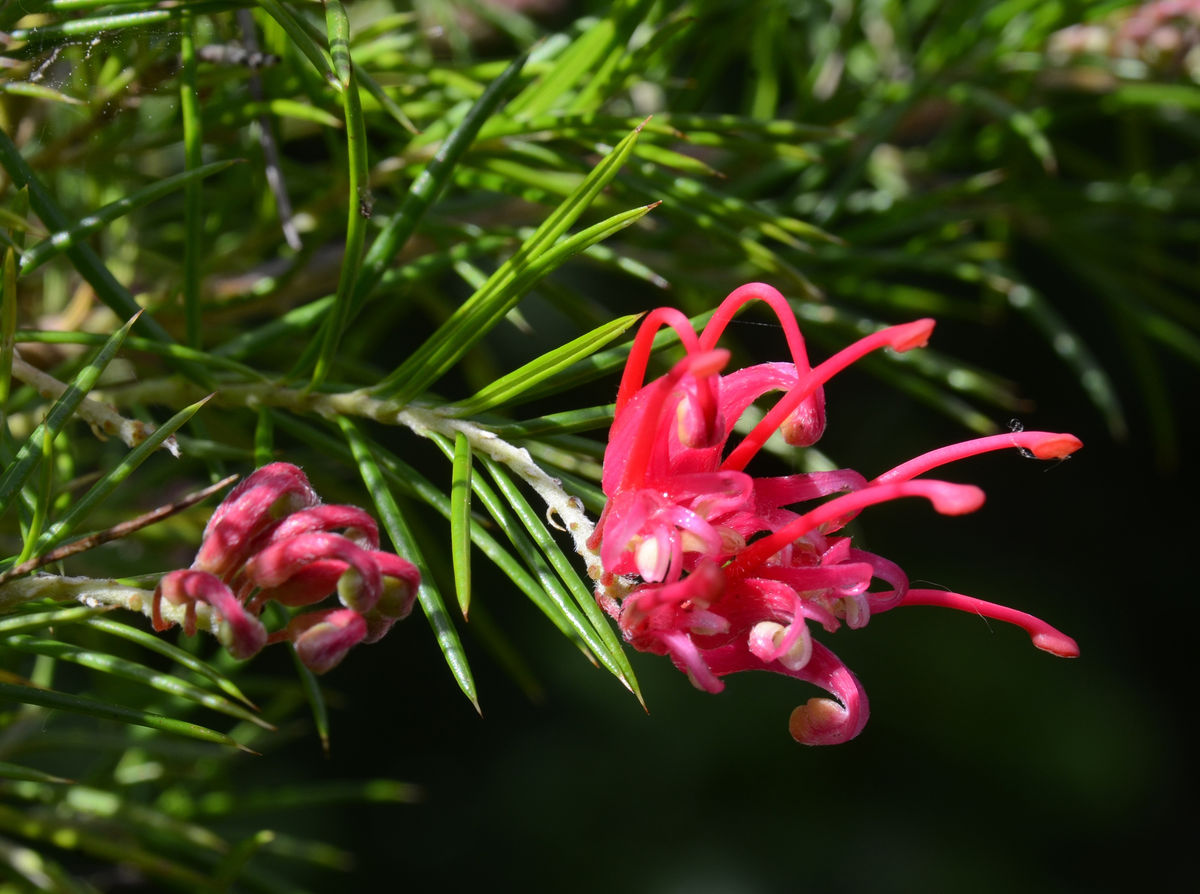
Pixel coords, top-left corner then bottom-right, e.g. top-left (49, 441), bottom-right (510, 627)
top-left (153, 569), bottom-right (267, 660)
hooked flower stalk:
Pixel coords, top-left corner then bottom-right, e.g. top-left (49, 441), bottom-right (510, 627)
top-left (590, 282), bottom-right (1081, 746)
top-left (152, 463), bottom-right (419, 673)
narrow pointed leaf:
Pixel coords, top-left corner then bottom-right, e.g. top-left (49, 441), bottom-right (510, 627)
top-left (491, 406), bottom-right (614, 439)
top-left (254, 0), bottom-right (337, 86)
top-left (0, 605), bottom-right (112, 634)
top-left (15, 329), bottom-right (264, 378)
top-left (435, 437), bottom-right (600, 664)
top-left (83, 616), bottom-right (255, 708)
top-left (8, 9), bottom-right (176, 44)
top-left (0, 761), bottom-right (72, 784)
top-left (0, 129), bottom-right (210, 386)
top-left (311, 0), bottom-right (370, 386)
top-left (268, 410), bottom-right (589, 656)
top-left (3, 635), bottom-right (272, 729)
top-left (506, 0), bottom-right (650, 117)
top-left (0, 80), bottom-right (83, 105)
top-left (180, 10), bottom-right (203, 347)
top-left (450, 432), bottom-right (473, 619)
top-left (1, 246), bottom-right (16, 405)
top-left (0, 313), bottom-right (138, 519)
top-left (291, 649), bottom-right (331, 755)
top-left (449, 312), bottom-right (640, 416)
top-left (378, 200), bottom-right (653, 403)
top-left (33, 395), bottom-right (212, 553)
top-left (0, 681), bottom-right (246, 749)
top-left (337, 418), bottom-right (478, 709)
top-left (350, 51), bottom-right (528, 317)
top-left (476, 454), bottom-right (640, 699)
top-left (374, 122), bottom-right (646, 400)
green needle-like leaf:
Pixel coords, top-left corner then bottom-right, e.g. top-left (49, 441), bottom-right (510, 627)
top-left (1, 246), bottom-right (16, 405)
top-left (8, 9), bottom-right (175, 44)
top-left (291, 647), bottom-right (331, 756)
top-left (378, 208), bottom-right (653, 405)
top-left (33, 394), bottom-right (213, 553)
top-left (476, 454), bottom-right (640, 701)
top-left (337, 417), bottom-right (478, 710)
top-left (0, 130), bottom-right (209, 386)
top-left (310, 0), bottom-right (370, 387)
top-left (254, 0), bottom-right (337, 86)
top-left (433, 436), bottom-right (599, 662)
top-left (0, 681), bottom-right (247, 750)
top-left (449, 312), bottom-right (641, 416)
top-left (350, 51), bottom-right (529, 317)
top-left (374, 121), bottom-right (647, 401)
top-left (0, 761), bottom-right (72, 784)
top-left (269, 410), bottom-right (590, 657)
top-left (83, 616), bottom-right (255, 708)
top-left (0, 312), bottom-right (137, 519)
top-left (179, 10), bottom-right (203, 348)
top-left (506, 0), bottom-right (652, 117)
top-left (0, 605), bottom-right (112, 634)
top-left (16, 161), bottom-right (239, 277)
top-left (3, 635), bottom-right (272, 729)
top-left (450, 432), bottom-right (473, 619)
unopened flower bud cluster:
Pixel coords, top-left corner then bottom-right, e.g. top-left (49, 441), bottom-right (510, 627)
top-left (153, 463), bottom-right (419, 673)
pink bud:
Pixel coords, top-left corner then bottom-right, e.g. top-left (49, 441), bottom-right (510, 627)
top-left (249, 504), bottom-right (380, 552)
top-left (287, 609), bottom-right (368, 674)
top-left (193, 464), bottom-right (319, 578)
top-left (241, 532), bottom-right (382, 613)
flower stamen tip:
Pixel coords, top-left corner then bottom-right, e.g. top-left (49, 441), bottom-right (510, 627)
top-left (1032, 631), bottom-right (1081, 658)
top-left (930, 482), bottom-right (987, 515)
top-left (1030, 433), bottom-right (1084, 459)
top-left (889, 318), bottom-right (936, 352)
top-left (788, 698), bottom-right (850, 746)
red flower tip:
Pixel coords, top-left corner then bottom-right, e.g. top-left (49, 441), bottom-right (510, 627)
top-left (1032, 631), bottom-right (1081, 658)
top-left (1028, 432), bottom-right (1084, 459)
top-left (901, 589), bottom-right (1078, 658)
top-left (789, 698), bottom-right (854, 746)
top-left (886, 318), bottom-right (936, 352)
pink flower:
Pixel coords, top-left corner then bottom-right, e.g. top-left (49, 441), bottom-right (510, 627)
top-left (594, 283), bottom-right (1081, 745)
top-left (153, 463), bottom-right (419, 673)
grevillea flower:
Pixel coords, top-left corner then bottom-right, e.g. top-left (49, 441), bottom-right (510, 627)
top-left (152, 463), bottom-right (419, 673)
top-left (593, 283), bottom-right (1081, 745)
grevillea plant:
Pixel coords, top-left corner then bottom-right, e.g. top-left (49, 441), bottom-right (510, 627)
top-left (8, 0), bottom-right (1181, 886)
top-left (590, 283), bottom-right (1081, 745)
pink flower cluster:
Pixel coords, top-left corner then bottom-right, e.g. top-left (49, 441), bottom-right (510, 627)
top-left (152, 463), bottom-right (419, 673)
top-left (590, 283), bottom-right (1080, 745)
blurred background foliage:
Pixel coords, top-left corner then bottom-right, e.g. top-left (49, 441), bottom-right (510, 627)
top-left (0, 0), bottom-right (1194, 890)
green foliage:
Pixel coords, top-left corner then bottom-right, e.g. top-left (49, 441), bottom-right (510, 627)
top-left (0, 0), bottom-right (1194, 888)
